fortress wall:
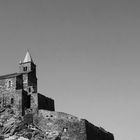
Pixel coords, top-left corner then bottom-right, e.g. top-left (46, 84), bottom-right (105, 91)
top-left (33, 110), bottom-right (86, 140)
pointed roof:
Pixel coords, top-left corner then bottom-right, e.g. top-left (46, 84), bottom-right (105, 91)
top-left (23, 51), bottom-right (34, 63)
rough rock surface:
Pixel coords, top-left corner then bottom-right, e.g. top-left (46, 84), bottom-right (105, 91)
top-left (0, 107), bottom-right (86, 140)
top-left (0, 107), bottom-right (114, 140)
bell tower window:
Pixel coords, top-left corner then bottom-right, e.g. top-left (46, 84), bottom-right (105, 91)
top-left (23, 66), bottom-right (28, 72)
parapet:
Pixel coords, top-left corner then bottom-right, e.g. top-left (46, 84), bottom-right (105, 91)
top-left (38, 93), bottom-right (55, 111)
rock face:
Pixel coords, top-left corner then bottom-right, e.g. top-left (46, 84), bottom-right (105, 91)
top-left (0, 107), bottom-right (86, 140)
top-left (0, 107), bottom-right (114, 140)
top-left (34, 110), bottom-right (86, 140)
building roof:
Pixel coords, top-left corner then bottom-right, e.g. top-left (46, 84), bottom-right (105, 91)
top-left (23, 51), bottom-right (34, 63)
top-left (0, 73), bottom-right (21, 80)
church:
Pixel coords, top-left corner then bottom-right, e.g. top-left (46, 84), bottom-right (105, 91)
top-left (0, 51), bottom-right (54, 116)
top-left (0, 51), bottom-right (114, 140)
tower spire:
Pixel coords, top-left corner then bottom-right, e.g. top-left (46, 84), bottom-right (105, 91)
top-left (23, 50), bottom-right (33, 63)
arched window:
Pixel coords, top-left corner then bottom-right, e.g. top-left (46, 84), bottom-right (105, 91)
top-left (7, 80), bottom-right (12, 88)
top-left (9, 81), bottom-right (11, 88)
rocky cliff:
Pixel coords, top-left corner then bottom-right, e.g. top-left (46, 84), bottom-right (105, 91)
top-left (0, 106), bottom-right (86, 140)
top-left (0, 106), bottom-right (114, 140)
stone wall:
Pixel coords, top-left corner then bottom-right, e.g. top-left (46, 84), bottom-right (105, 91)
top-left (0, 77), bottom-right (16, 93)
top-left (33, 110), bottom-right (114, 140)
top-left (84, 120), bottom-right (114, 140)
top-left (38, 94), bottom-right (55, 111)
top-left (0, 77), bottom-right (16, 109)
top-left (33, 110), bottom-right (86, 140)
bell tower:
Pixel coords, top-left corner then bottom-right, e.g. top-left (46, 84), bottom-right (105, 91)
top-left (19, 51), bottom-right (38, 113)
top-left (19, 51), bottom-right (37, 93)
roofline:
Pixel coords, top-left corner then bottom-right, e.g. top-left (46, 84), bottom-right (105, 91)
top-left (0, 73), bottom-right (22, 80)
top-left (19, 61), bottom-right (36, 65)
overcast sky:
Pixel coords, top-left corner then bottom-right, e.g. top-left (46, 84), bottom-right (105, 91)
top-left (0, 0), bottom-right (140, 140)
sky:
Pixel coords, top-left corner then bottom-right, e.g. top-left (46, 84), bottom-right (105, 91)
top-left (0, 0), bottom-right (140, 139)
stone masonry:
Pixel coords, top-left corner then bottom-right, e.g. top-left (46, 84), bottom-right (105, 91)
top-left (0, 51), bottom-right (54, 116)
top-left (0, 51), bottom-right (114, 140)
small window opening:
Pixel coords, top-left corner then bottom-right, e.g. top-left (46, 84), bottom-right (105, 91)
top-left (11, 98), bottom-right (14, 104)
top-left (28, 87), bottom-right (31, 92)
top-left (8, 80), bottom-right (12, 88)
top-left (23, 67), bottom-right (28, 71)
